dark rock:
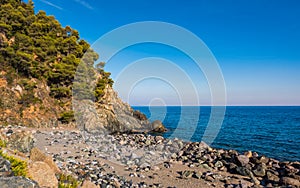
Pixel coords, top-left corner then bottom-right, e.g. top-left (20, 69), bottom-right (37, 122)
top-left (181, 170), bottom-right (194, 179)
top-left (252, 164), bottom-right (266, 177)
top-left (151, 120), bottom-right (167, 133)
top-left (133, 110), bottom-right (147, 121)
top-left (6, 129), bottom-right (13, 135)
top-left (0, 156), bottom-right (12, 177)
top-left (236, 166), bottom-right (252, 177)
top-left (0, 176), bottom-right (39, 188)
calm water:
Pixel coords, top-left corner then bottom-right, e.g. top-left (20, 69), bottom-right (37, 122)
top-left (133, 106), bottom-right (300, 161)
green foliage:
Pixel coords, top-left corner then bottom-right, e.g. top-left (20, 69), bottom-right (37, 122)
top-left (59, 111), bottom-right (75, 124)
top-left (0, 139), bottom-right (6, 148)
top-left (58, 173), bottom-right (81, 188)
top-left (18, 79), bottom-right (36, 90)
top-left (0, 150), bottom-right (28, 177)
top-left (0, 0), bottom-right (113, 103)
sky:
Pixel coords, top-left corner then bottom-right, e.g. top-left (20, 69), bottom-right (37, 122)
top-left (29, 0), bottom-right (300, 106)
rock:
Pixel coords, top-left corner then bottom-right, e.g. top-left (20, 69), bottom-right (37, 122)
top-left (266, 171), bottom-right (280, 182)
top-left (30, 147), bottom-right (61, 174)
top-left (0, 156), bottom-right (12, 177)
top-left (259, 156), bottom-right (269, 164)
top-left (151, 120), bottom-right (167, 133)
top-left (214, 161), bottom-right (223, 168)
top-left (252, 164), bottom-right (266, 177)
top-left (0, 176), bottom-right (39, 188)
top-left (236, 166), bottom-right (252, 177)
top-left (236, 155), bottom-right (249, 166)
top-left (193, 171), bottom-right (202, 179)
top-left (281, 177), bottom-right (300, 186)
top-left (81, 180), bottom-right (99, 188)
top-left (6, 131), bottom-right (35, 153)
top-left (152, 166), bottom-right (160, 171)
top-left (244, 151), bottom-right (252, 158)
top-left (74, 86), bottom-right (150, 134)
top-left (181, 170), bottom-right (194, 179)
top-left (133, 110), bottom-right (147, 121)
top-left (28, 161), bottom-right (58, 188)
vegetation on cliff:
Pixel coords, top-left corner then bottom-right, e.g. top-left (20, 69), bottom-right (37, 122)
top-left (0, 0), bottom-right (113, 125)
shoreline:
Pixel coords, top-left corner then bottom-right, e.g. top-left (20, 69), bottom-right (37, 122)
top-left (1, 126), bottom-right (300, 187)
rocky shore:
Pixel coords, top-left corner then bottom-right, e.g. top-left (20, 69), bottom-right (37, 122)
top-left (0, 126), bottom-right (300, 188)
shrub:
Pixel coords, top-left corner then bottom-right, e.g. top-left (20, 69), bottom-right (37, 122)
top-left (58, 111), bottom-right (75, 124)
top-left (58, 174), bottom-right (81, 188)
top-left (0, 150), bottom-right (28, 177)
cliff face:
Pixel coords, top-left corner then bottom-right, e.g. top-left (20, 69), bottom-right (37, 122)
top-left (0, 75), bottom-right (62, 128)
top-left (74, 85), bottom-right (150, 134)
top-left (0, 71), bottom-right (149, 133)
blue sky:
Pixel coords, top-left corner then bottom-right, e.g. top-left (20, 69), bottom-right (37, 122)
top-left (30, 0), bottom-right (300, 106)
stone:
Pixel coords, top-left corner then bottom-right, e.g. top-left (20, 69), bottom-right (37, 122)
top-left (236, 155), bottom-right (249, 166)
top-left (81, 180), bottom-right (99, 188)
top-left (30, 147), bottom-right (61, 174)
top-left (214, 161), bottom-right (223, 168)
top-left (236, 166), bottom-right (252, 177)
top-left (0, 176), bottom-right (39, 188)
top-left (281, 177), bottom-right (300, 186)
top-left (181, 170), bottom-right (194, 179)
top-left (0, 156), bottom-right (12, 177)
top-left (266, 171), bottom-right (279, 182)
top-left (28, 161), bottom-right (58, 188)
top-left (259, 156), bottom-right (269, 164)
top-left (252, 164), bottom-right (266, 177)
top-left (193, 171), bottom-right (202, 179)
top-left (244, 151), bottom-right (252, 158)
top-left (7, 131), bottom-right (35, 153)
top-left (151, 120), bottom-right (167, 133)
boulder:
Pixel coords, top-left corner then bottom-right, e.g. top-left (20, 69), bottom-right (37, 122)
top-left (30, 147), bottom-right (61, 173)
top-left (281, 177), bottom-right (300, 186)
top-left (28, 161), bottom-right (58, 188)
top-left (0, 176), bottom-right (39, 188)
top-left (236, 155), bottom-right (249, 167)
top-left (252, 164), bottom-right (266, 177)
top-left (151, 120), bottom-right (167, 133)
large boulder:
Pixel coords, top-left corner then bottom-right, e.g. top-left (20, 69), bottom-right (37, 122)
top-left (27, 161), bottom-right (58, 188)
top-left (0, 176), bottom-right (39, 188)
top-left (151, 120), bottom-right (167, 133)
top-left (30, 147), bottom-right (61, 174)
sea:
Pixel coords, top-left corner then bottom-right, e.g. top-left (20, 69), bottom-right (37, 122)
top-left (132, 106), bottom-right (300, 162)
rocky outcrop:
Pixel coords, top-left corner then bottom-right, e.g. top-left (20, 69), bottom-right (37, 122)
top-left (151, 120), bottom-right (167, 133)
top-left (74, 85), bottom-right (150, 134)
top-left (5, 131), bottom-right (35, 153)
top-left (0, 77), bottom-right (63, 128)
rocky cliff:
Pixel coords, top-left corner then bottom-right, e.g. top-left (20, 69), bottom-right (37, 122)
top-left (0, 0), bottom-right (150, 133)
top-left (0, 72), bottom-right (150, 133)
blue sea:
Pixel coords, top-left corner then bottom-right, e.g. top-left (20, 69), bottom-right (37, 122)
top-left (133, 106), bottom-right (300, 162)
